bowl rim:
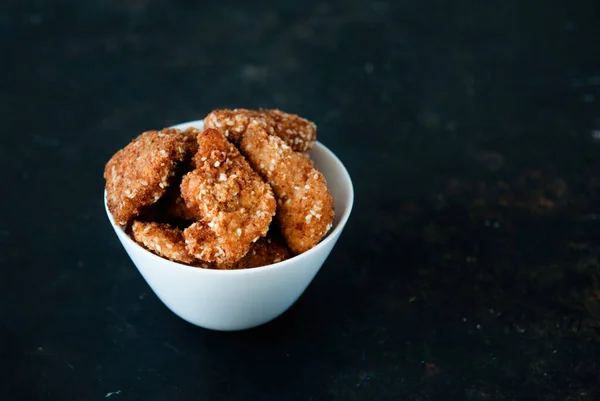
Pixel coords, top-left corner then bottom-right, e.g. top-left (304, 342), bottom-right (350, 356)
top-left (104, 121), bottom-right (354, 276)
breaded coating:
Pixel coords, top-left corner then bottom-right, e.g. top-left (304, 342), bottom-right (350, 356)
top-left (204, 108), bottom-right (316, 152)
top-left (209, 228), bottom-right (291, 270)
top-left (104, 129), bottom-right (190, 225)
top-left (203, 109), bottom-right (263, 143)
top-left (131, 221), bottom-right (195, 264)
top-left (181, 128), bottom-right (276, 264)
top-left (240, 122), bottom-right (334, 254)
top-left (231, 228), bottom-right (291, 269)
top-left (179, 127), bottom-right (200, 157)
top-left (182, 221), bottom-right (218, 261)
top-left (262, 109), bottom-right (317, 153)
top-left (298, 152), bottom-right (314, 166)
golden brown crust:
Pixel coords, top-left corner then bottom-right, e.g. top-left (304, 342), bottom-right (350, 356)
top-left (203, 109), bottom-right (263, 143)
top-left (297, 152), bottom-right (314, 166)
top-left (182, 221), bottom-right (218, 261)
top-left (106, 108), bottom-right (332, 269)
top-left (229, 228), bottom-right (291, 269)
top-left (261, 109), bottom-right (317, 153)
top-left (104, 129), bottom-right (189, 225)
top-left (204, 109), bottom-right (316, 152)
top-left (240, 122), bottom-right (334, 254)
top-left (179, 127), bottom-right (200, 157)
top-left (131, 221), bottom-right (195, 264)
top-left (180, 128), bottom-right (276, 264)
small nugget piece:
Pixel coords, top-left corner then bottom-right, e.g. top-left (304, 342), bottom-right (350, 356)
top-left (230, 229), bottom-right (291, 269)
top-left (181, 128), bottom-right (276, 264)
top-left (131, 221), bottom-right (195, 264)
top-left (203, 109), bottom-right (261, 143)
top-left (262, 109), bottom-right (317, 153)
top-left (240, 122), bottom-right (334, 254)
top-left (204, 108), bottom-right (316, 152)
top-left (104, 129), bottom-right (190, 225)
top-left (183, 221), bottom-right (218, 261)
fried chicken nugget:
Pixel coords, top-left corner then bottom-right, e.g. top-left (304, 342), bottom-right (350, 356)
top-left (230, 227), bottom-right (291, 269)
top-left (262, 109), bottom-right (317, 152)
top-left (186, 230), bottom-right (290, 270)
top-left (131, 220), bottom-right (195, 264)
top-left (180, 128), bottom-right (276, 264)
top-left (104, 129), bottom-right (192, 225)
top-left (240, 122), bottom-right (334, 254)
top-left (204, 109), bottom-right (316, 152)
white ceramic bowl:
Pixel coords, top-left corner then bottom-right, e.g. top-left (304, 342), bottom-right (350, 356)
top-left (105, 119), bottom-right (354, 331)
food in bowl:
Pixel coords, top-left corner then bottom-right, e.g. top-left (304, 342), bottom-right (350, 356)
top-left (104, 109), bottom-right (334, 269)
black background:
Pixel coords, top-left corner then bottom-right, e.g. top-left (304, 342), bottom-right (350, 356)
top-left (2, 0), bottom-right (600, 400)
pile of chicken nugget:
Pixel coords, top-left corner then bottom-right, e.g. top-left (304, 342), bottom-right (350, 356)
top-left (104, 109), bottom-right (335, 269)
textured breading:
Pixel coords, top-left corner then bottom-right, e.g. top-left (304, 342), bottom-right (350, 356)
top-left (262, 109), bottom-right (317, 153)
top-left (205, 227), bottom-right (291, 270)
top-left (181, 128), bottom-right (276, 264)
top-left (182, 221), bottom-right (218, 261)
top-left (106, 108), bottom-right (333, 269)
top-left (180, 127), bottom-right (201, 157)
top-left (230, 227), bottom-right (291, 269)
top-left (203, 109), bottom-right (263, 143)
top-left (298, 152), bottom-right (314, 166)
top-left (240, 122), bottom-right (334, 254)
top-left (131, 221), bottom-right (195, 264)
top-left (104, 129), bottom-right (190, 225)
top-left (204, 108), bottom-right (316, 152)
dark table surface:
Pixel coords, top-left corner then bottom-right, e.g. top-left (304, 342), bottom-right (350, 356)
top-left (2, 0), bottom-right (600, 400)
